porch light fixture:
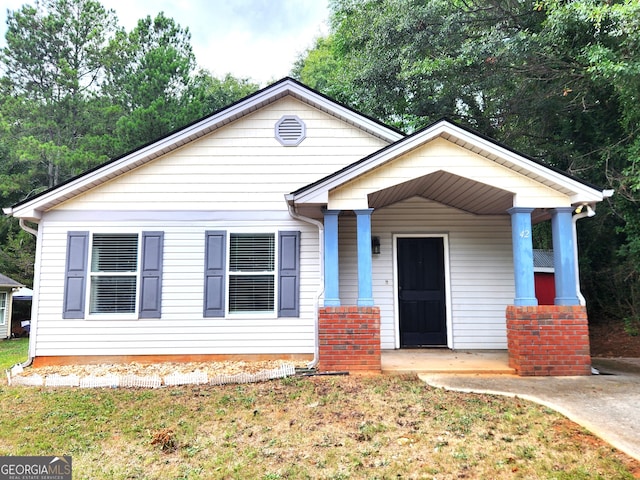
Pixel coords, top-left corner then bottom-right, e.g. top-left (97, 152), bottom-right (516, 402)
top-left (575, 203), bottom-right (595, 217)
top-left (371, 236), bottom-right (381, 255)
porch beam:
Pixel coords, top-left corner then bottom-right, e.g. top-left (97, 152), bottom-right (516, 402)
top-left (323, 209), bottom-right (341, 306)
top-left (507, 207), bottom-right (538, 306)
top-left (355, 208), bottom-right (374, 306)
top-left (551, 207), bottom-right (580, 306)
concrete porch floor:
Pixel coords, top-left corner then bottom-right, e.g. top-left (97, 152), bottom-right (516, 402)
top-left (381, 349), bottom-right (514, 374)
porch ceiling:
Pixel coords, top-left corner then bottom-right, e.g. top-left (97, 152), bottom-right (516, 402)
top-left (368, 170), bottom-right (514, 215)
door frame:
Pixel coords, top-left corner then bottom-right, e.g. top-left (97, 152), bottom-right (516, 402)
top-left (392, 233), bottom-right (453, 349)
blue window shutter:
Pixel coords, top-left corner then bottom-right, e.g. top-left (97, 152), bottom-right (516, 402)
top-left (204, 231), bottom-right (226, 317)
top-left (278, 231), bottom-right (301, 317)
top-left (63, 231), bottom-right (89, 319)
top-left (139, 231), bottom-right (164, 318)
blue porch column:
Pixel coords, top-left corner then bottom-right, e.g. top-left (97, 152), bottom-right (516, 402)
top-left (551, 207), bottom-right (580, 306)
top-left (323, 210), bottom-right (341, 306)
top-left (508, 207), bottom-right (538, 306)
top-left (355, 209), bottom-right (374, 306)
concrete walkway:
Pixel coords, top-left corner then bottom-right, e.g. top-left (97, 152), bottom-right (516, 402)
top-left (418, 358), bottom-right (640, 463)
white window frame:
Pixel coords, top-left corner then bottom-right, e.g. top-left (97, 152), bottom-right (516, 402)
top-left (87, 232), bottom-right (141, 319)
top-left (226, 230), bottom-right (278, 318)
top-left (0, 292), bottom-right (6, 326)
top-left (392, 233), bottom-right (453, 349)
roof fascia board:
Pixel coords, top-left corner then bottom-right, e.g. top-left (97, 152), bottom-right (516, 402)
top-left (293, 119), bottom-right (606, 205)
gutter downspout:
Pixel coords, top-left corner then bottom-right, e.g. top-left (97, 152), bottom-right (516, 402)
top-left (287, 201), bottom-right (324, 369)
top-left (19, 218), bottom-right (38, 237)
top-left (572, 209), bottom-right (591, 306)
top-left (572, 191), bottom-right (613, 307)
top-left (12, 218), bottom-right (38, 371)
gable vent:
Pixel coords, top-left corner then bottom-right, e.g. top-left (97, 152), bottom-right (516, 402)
top-left (275, 115), bottom-right (306, 146)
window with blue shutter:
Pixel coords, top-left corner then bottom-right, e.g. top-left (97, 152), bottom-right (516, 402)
top-left (204, 230), bottom-right (301, 317)
top-left (63, 231), bottom-right (163, 318)
top-left (229, 233), bottom-right (275, 313)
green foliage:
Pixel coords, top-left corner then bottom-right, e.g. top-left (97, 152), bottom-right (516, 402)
top-left (0, 220), bottom-right (35, 286)
top-left (623, 316), bottom-right (640, 337)
top-left (292, 36), bottom-right (342, 95)
top-left (107, 12), bottom-right (197, 152)
top-left (1, 0), bottom-right (120, 185)
top-left (186, 72), bottom-right (258, 119)
top-left (295, 0), bottom-right (640, 323)
top-left (0, 0), bottom-right (259, 284)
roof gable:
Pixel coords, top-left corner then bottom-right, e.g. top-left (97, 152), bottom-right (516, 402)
top-left (290, 119), bottom-right (611, 208)
top-left (54, 96), bottom-right (393, 213)
top-left (5, 78), bottom-right (404, 220)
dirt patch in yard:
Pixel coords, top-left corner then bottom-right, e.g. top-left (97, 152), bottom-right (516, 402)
top-left (590, 320), bottom-right (640, 357)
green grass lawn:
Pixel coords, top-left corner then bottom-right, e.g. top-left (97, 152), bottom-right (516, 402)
top-left (0, 337), bottom-right (28, 370)
top-left (0, 362), bottom-right (638, 478)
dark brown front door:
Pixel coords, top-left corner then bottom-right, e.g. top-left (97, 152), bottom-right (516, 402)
top-left (397, 237), bottom-right (447, 347)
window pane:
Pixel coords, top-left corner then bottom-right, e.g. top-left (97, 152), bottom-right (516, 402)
top-left (0, 292), bottom-right (5, 325)
top-left (229, 275), bottom-right (274, 312)
top-left (90, 276), bottom-right (136, 313)
top-left (229, 234), bottom-right (274, 272)
top-left (91, 234), bottom-right (138, 272)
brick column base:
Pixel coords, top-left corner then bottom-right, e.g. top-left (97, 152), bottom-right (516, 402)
top-left (506, 305), bottom-right (591, 376)
top-left (318, 306), bottom-right (381, 373)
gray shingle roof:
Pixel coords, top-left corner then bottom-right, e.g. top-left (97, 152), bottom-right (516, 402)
top-left (0, 273), bottom-right (23, 288)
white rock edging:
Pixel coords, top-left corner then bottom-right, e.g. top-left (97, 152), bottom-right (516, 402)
top-left (6, 363), bottom-right (297, 389)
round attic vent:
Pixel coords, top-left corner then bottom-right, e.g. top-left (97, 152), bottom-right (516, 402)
top-left (275, 115), bottom-right (306, 146)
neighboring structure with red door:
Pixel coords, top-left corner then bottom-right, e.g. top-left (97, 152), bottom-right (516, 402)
top-left (534, 249), bottom-right (555, 306)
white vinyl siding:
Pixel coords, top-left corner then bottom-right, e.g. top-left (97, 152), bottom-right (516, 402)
top-left (338, 196), bottom-right (513, 350)
top-left (31, 217), bottom-right (319, 357)
top-left (30, 95), bottom-right (386, 358)
top-left (61, 98), bottom-right (389, 213)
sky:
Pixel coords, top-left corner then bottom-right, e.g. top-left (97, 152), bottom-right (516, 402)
top-left (0, 0), bottom-right (330, 85)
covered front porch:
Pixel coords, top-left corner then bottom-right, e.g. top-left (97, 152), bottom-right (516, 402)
top-left (288, 120), bottom-right (611, 376)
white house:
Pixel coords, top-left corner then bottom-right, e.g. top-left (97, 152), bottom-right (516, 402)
top-left (3, 78), bottom-right (612, 375)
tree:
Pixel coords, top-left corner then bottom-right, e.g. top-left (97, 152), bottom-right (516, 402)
top-left (292, 36), bottom-right (342, 96)
top-left (0, 0), bottom-right (260, 290)
top-left (1, 0), bottom-right (119, 187)
top-left (295, 0), bottom-right (640, 324)
top-left (184, 71), bottom-right (260, 120)
top-left (107, 12), bottom-right (198, 152)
